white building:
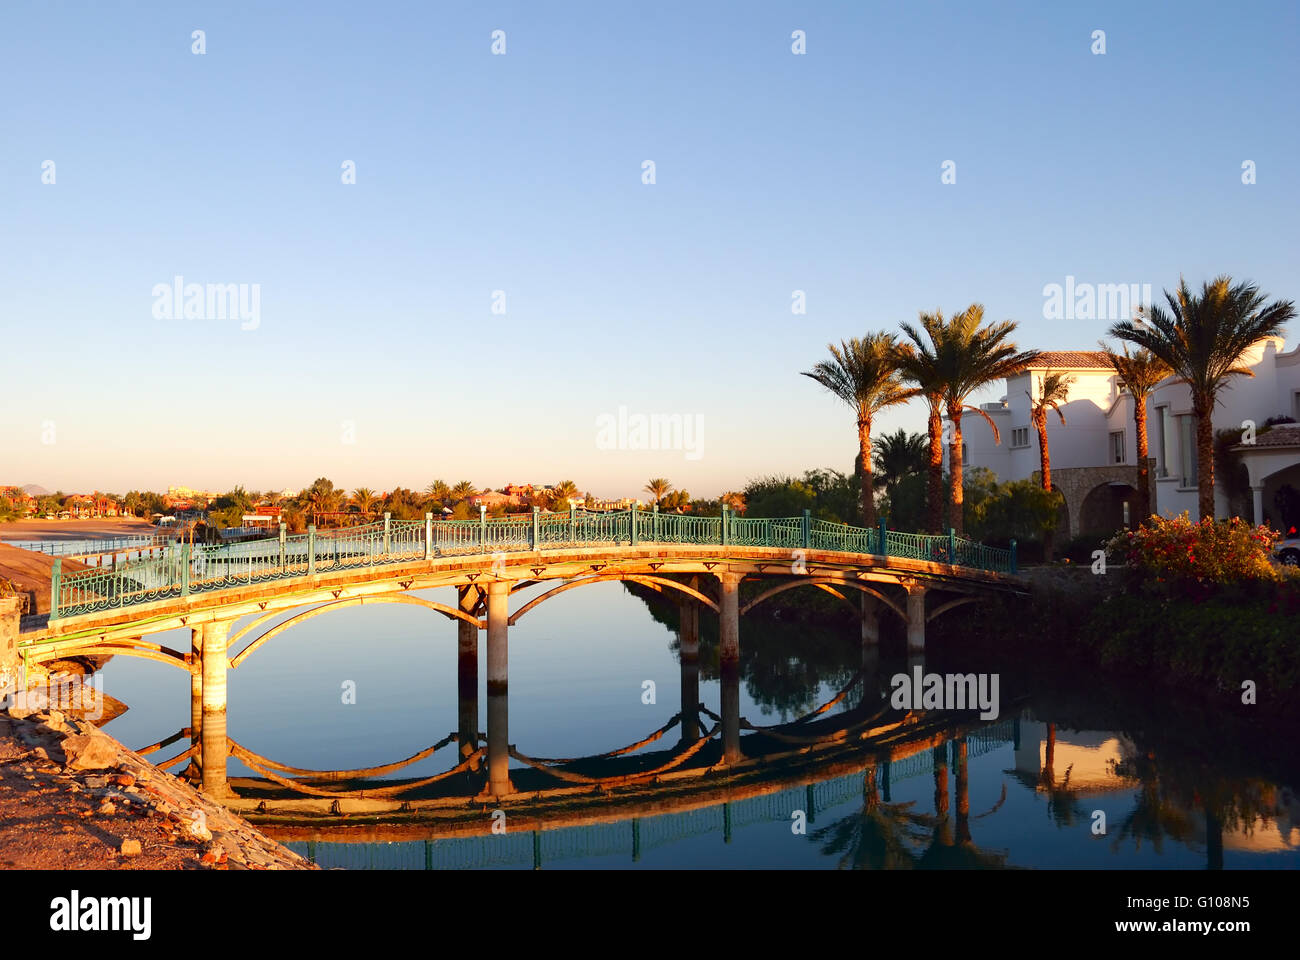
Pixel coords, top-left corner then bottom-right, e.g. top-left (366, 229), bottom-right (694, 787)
top-left (949, 341), bottom-right (1300, 536)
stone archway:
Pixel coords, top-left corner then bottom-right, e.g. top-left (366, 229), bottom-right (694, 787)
top-left (1050, 465), bottom-right (1153, 542)
top-left (1079, 482), bottom-right (1138, 538)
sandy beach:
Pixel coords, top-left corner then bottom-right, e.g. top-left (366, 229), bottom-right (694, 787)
top-left (0, 518), bottom-right (160, 542)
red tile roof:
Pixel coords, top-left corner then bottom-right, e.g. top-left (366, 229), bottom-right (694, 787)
top-left (1026, 351), bottom-right (1115, 370)
top-left (1254, 425), bottom-right (1300, 447)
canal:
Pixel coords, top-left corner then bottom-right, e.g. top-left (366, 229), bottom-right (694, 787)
top-left (91, 581), bottom-right (1299, 870)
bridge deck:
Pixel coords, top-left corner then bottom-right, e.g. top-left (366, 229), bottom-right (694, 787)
top-left (19, 540), bottom-right (1024, 659)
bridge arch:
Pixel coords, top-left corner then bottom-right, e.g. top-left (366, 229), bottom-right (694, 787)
top-left (28, 638), bottom-right (191, 673)
top-left (740, 577), bottom-right (908, 621)
top-left (229, 594), bottom-right (483, 669)
top-left (508, 574), bottom-right (719, 625)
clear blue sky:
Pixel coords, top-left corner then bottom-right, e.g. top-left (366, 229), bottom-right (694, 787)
top-left (3, 1), bottom-right (1297, 498)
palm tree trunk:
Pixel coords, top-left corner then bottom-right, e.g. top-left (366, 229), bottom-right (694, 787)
top-left (926, 399), bottom-right (944, 534)
top-left (857, 417), bottom-right (876, 527)
top-left (1195, 397), bottom-right (1216, 520)
top-left (1035, 411), bottom-right (1052, 490)
top-left (947, 403), bottom-right (965, 537)
top-left (1035, 410), bottom-right (1055, 561)
top-left (1133, 400), bottom-right (1150, 525)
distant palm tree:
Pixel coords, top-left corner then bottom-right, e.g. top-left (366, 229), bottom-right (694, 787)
top-left (644, 478), bottom-right (673, 507)
top-left (802, 334), bottom-right (916, 527)
top-left (350, 487), bottom-right (378, 516)
top-left (1109, 276), bottom-right (1294, 519)
top-left (1099, 343), bottom-right (1172, 524)
top-left (1027, 372), bottom-right (1073, 492)
top-left (450, 481), bottom-right (478, 503)
top-left (301, 478), bottom-right (342, 525)
top-left (871, 429), bottom-right (927, 496)
top-left (425, 480), bottom-right (451, 503)
top-left (552, 480), bottom-right (579, 502)
top-left (895, 320), bottom-right (950, 533)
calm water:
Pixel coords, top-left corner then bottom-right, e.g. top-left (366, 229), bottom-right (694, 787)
top-left (93, 582), bottom-right (1299, 870)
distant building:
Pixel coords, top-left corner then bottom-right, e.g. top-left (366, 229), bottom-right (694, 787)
top-left (167, 486), bottom-right (219, 505)
top-left (0, 486), bottom-right (37, 517)
top-left (472, 491), bottom-right (516, 509)
top-left (585, 497), bottom-right (644, 512)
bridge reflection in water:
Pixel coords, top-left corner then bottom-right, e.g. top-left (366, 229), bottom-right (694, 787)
top-left (132, 631), bottom-right (1020, 869)
top-left (281, 728), bottom-right (1014, 871)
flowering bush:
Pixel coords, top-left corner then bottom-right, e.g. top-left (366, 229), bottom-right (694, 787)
top-left (1106, 513), bottom-right (1280, 585)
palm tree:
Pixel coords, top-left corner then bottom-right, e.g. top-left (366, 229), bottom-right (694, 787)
top-left (1027, 372), bottom-right (1073, 561)
top-left (802, 334), bottom-right (916, 526)
top-left (450, 481), bottom-right (478, 503)
top-left (895, 320), bottom-right (950, 533)
top-left (425, 480), bottom-right (451, 504)
top-left (301, 478), bottom-right (341, 526)
top-left (904, 308), bottom-right (1038, 536)
top-left (1109, 276), bottom-right (1294, 519)
top-left (350, 487), bottom-right (378, 517)
top-left (1099, 343), bottom-right (1172, 524)
top-left (1027, 372), bottom-right (1074, 492)
top-left (644, 478), bottom-right (673, 507)
top-left (552, 480), bottom-right (579, 502)
top-left (872, 429), bottom-right (927, 496)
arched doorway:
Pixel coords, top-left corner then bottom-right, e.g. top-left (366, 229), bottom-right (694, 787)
top-left (1079, 482), bottom-right (1137, 538)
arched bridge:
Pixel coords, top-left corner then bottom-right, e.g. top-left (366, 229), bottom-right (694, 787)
top-left (7, 507), bottom-right (1023, 799)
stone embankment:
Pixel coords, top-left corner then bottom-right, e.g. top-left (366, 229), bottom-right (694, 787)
top-left (0, 703), bottom-right (315, 870)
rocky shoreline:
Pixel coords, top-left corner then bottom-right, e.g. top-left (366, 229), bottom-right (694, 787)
top-left (0, 704), bottom-right (315, 871)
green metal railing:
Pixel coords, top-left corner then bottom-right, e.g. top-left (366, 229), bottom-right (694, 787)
top-left (46, 507), bottom-right (1014, 620)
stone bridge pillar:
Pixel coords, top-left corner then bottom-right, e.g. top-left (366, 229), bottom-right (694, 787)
top-left (716, 571), bottom-right (742, 764)
top-left (904, 581), bottom-right (927, 654)
top-left (485, 580), bottom-right (512, 796)
top-left (677, 592), bottom-right (700, 743)
top-left (457, 585), bottom-right (480, 770)
top-left (717, 572), bottom-right (741, 663)
top-left (186, 626), bottom-right (203, 782)
top-left (200, 620), bottom-right (231, 797)
top-left (860, 593), bottom-right (880, 647)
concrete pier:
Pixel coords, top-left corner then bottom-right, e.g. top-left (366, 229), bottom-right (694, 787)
top-left (717, 572), bottom-right (740, 663)
top-left (485, 580), bottom-right (511, 796)
top-left (905, 582), bottom-right (927, 653)
top-left (860, 593), bottom-right (880, 647)
top-left (456, 585), bottom-right (480, 769)
top-left (677, 595), bottom-right (700, 743)
top-left (186, 626), bottom-right (203, 782)
top-left (200, 620), bottom-right (231, 797)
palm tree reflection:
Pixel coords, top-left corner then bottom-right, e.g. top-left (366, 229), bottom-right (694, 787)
top-left (812, 738), bottom-right (1009, 869)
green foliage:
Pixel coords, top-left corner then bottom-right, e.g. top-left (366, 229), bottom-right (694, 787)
top-left (1087, 586), bottom-right (1300, 695)
top-left (210, 486), bottom-right (252, 515)
top-left (878, 473), bottom-right (927, 531)
top-left (962, 467), bottom-right (1063, 542)
top-left (207, 505), bottom-right (244, 529)
top-left (743, 468), bottom-right (860, 524)
top-left (383, 487), bottom-right (422, 521)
